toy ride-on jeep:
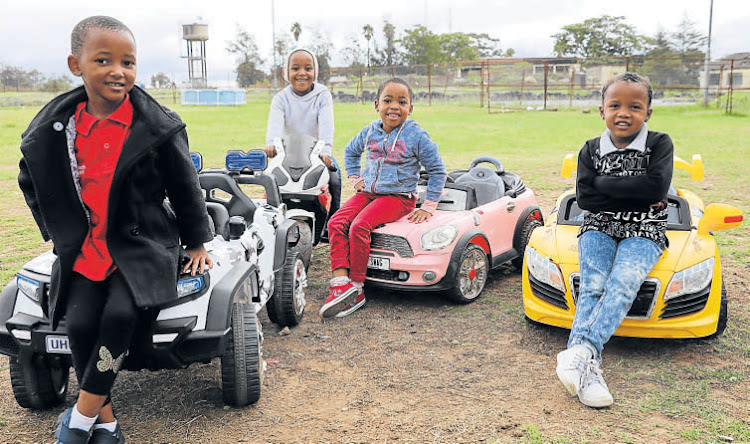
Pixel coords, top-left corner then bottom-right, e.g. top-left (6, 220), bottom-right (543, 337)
top-left (0, 150), bottom-right (312, 409)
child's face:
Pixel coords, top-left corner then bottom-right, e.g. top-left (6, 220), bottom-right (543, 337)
top-left (375, 82), bottom-right (413, 133)
top-left (599, 80), bottom-right (652, 148)
top-left (288, 51), bottom-right (314, 95)
top-left (67, 27), bottom-right (136, 117)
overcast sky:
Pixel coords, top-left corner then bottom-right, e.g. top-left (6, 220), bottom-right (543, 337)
top-left (2, 0), bottom-right (749, 85)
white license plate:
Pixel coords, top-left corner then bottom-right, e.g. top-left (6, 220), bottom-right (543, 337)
top-left (368, 256), bottom-right (390, 270)
top-left (45, 335), bottom-right (72, 354)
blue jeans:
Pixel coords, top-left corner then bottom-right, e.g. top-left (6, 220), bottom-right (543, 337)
top-left (568, 230), bottom-right (663, 361)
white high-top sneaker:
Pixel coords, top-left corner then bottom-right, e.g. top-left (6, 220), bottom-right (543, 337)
top-left (556, 344), bottom-right (593, 396)
top-left (578, 360), bottom-right (614, 408)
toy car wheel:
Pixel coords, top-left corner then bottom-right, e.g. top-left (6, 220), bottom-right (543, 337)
top-left (266, 250), bottom-right (308, 327)
top-left (709, 282), bottom-right (728, 338)
top-left (447, 243), bottom-right (489, 303)
top-left (512, 215), bottom-right (543, 271)
top-left (9, 355), bottom-right (69, 409)
top-left (221, 302), bottom-right (263, 406)
top-left (290, 219), bottom-right (313, 266)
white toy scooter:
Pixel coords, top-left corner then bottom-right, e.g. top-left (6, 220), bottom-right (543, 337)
top-left (266, 132), bottom-right (335, 245)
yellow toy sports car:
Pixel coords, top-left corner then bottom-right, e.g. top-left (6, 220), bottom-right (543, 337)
top-left (522, 154), bottom-right (743, 338)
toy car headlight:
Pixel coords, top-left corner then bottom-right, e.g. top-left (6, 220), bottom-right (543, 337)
top-left (526, 247), bottom-right (566, 293)
top-left (17, 275), bottom-right (41, 302)
top-left (664, 258), bottom-right (714, 301)
top-left (420, 225), bottom-right (458, 251)
top-left (177, 275), bottom-right (206, 298)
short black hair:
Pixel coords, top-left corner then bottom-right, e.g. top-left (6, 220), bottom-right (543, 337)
top-left (602, 72), bottom-right (653, 105)
top-left (377, 77), bottom-right (414, 102)
top-left (71, 16), bottom-right (134, 56)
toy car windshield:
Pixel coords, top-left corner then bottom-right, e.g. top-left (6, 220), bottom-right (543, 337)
top-left (563, 196), bottom-right (683, 225)
top-left (226, 150), bottom-right (267, 172)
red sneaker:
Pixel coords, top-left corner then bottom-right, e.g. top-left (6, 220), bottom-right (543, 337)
top-left (319, 282), bottom-right (358, 318)
top-left (335, 290), bottom-right (365, 318)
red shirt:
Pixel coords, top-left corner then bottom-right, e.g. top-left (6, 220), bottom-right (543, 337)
top-left (72, 97), bottom-right (133, 281)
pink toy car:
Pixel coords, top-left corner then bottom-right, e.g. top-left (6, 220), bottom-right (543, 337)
top-left (366, 156), bottom-right (543, 303)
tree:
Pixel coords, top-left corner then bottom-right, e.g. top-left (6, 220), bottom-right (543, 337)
top-left (1, 65), bottom-right (29, 91)
top-left (225, 26), bottom-right (265, 87)
top-left (40, 75), bottom-right (73, 93)
top-left (399, 25), bottom-right (442, 65)
top-left (363, 24), bottom-right (374, 68)
top-left (440, 33), bottom-right (480, 62)
top-left (671, 13), bottom-right (707, 55)
top-left (467, 33), bottom-right (503, 58)
top-left (150, 72), bottom-right (172, 89)
top-left (309, 28), bottom-right (334, 83)
top-left (504, 48), bottom-right (516, 58)
top-left (291, 22), bottom-right (302, 43)
top-left (552, 15), bottom-right (646, 59)
top-left (380, 20), bottom-right (398, 66)
top-left (342, 36), bottom-right (366, 69)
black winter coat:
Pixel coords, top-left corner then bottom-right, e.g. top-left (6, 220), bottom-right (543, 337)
top-left (18, 86), bottom-right (213, 329)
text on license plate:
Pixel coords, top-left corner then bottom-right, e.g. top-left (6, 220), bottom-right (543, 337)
top-left (46, 335), bottom-right (72, 354)
top-left (368, 256), bottom-right (390, 270)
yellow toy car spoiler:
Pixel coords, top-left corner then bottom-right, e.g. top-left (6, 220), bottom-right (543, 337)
top-left (561, 153), bottom-right (704, 181)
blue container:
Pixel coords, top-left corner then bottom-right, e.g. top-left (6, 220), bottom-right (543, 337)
top-left (181, 89), bottom-right (246, 106)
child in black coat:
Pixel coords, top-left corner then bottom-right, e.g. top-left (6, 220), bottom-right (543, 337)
top-left (18, 16), bottom-right (213, 443)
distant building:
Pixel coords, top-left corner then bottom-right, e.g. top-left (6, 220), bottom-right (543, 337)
top-left (700, 52), bottom-right (750, 89)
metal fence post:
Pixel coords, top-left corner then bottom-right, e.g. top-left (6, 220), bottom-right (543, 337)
top-left (727, 59), bottom-right (735, 115)
top-left (543, 61), bottom-right (549, 110)
top-left (569, 68), bottom-right (575, 108)
top-left (359, 67), bottom-right (364, 103)
top-left (480, 61), bottom-right (485, 108)
top-left (717, 64), bottom-right (724, 109)
top-left (520, 69), bottom-right (525, 107)
top-left (428, 64), bottom-right (432, 107)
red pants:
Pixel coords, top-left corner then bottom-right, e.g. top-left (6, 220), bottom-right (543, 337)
top-left (328, 192), bottom-right (416, 282)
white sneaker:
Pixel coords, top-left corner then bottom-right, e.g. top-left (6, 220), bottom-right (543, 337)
top-left (577, 360), bottom-right (614, 408)
top-left (556, 344), bottom-right (593, 396)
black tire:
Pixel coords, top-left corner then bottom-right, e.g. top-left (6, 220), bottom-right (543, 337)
top-left (293, 220), bottom-right (313, 267)
top-left (709, 282), bottom-right (728, 338)
top-left (446, 243), bottom-right (489, 304)
top-left (221, 302), bottom-right (263, 406)
top-left (512, 217), bottom-right (543, 271)
top-left (266, 250), bottom-right (307, 327)
top-left (9, 356), bottom-right (69, 409)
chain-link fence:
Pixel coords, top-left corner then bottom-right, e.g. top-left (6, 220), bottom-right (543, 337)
top-left (2, 55), bottom-right (748, 113)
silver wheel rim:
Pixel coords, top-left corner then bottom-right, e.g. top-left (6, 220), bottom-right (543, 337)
top-left (458, 248), bottom-right (488, 300)
top-left (293, 258), bottom-right (308, 316)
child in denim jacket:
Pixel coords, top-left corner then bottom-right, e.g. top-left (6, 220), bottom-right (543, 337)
top-left (556, 72), bottom-right (673, 408)
top-left (320, 77), bottom-right (447, 318)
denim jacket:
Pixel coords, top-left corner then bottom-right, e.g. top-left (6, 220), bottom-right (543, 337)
top-left (344, 119), bottom-right (446, 202)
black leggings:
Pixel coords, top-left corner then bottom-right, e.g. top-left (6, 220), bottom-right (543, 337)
top-left (66, 271), bottom-right (139, 396)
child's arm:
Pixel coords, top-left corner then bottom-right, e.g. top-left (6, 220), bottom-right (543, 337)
top-left (18, 157), bottom-right (50, 241)
top-left (317, 90), bottom-right (335, 158)
top-left (416, 131), bottom-right (447, 203)
top-left (344, 125), bottom-right (369, 180)
top-left (184, 244), bottom-right (211, 276)
top-left (265, 93), bottom-right (285, 156)
top-left (592, 134), bottom-right (674, 205)
top-left (159, 128), bottom-right (214, 250)
top-left (576, 142), bottom-right (612, 211)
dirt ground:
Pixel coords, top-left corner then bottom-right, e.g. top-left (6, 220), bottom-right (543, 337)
top-left (0, 248), bottom-right (748, 443)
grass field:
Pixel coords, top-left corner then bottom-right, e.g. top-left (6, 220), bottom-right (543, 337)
top-left (0, 99), bottom-right (749, 442)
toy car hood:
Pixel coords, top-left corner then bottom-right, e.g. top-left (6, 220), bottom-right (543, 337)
top-left (372, 211), bottom-right (457, 239)
top-left (21, 250), bottom-right (56, 276)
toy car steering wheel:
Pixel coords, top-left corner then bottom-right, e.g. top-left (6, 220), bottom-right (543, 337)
top-left (468, 156), bottom-right (504, 175)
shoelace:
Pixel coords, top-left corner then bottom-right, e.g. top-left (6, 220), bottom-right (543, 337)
top-left (563, 349), bottom-right (589, 374)
top-left (581, 360), bottom-right (607, 389)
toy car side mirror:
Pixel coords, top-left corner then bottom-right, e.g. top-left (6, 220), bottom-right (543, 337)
top-left (697, 203), bottom-right (743, 236)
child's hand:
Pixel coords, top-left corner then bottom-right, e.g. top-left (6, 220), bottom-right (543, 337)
top-left (354, 180), bottom-right (365, 193)
top-left (183, 245), bottom-right (213, 276)
top-left (320, 155), bottom-right (333, 169)
top-left (264, 145), bottom-right (277, 158)
top-left (407, 209), bottom-right (432, 224)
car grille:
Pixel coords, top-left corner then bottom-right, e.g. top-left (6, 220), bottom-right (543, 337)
top-left (571, 275), bottom-right (658, 319)
top-left (370, 233), bottom-right (414, 258)
top-left (528, 274), bottom-right (568, 309)
top-left (660, 283), bottom-right (711, 319)
top-left (366, 269), bottom-right (410, 282)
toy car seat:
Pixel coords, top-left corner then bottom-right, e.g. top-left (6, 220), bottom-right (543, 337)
top-left (206, 202), bottom-right (230, 240)
top-left (199, 173), bottom-right (256, 223)
top-left (456, 166), bottom-right (504, 205)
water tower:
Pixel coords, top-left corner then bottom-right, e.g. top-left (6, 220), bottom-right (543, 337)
top-left (182, 23), bottom-right (208, 88)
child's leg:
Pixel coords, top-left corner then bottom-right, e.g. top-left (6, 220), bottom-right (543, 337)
top-left (66, 271), bottom-right (139, 416)
top-left (327, 191), bottom-right (377, 274)
top-left (573, 236), bottom-right (662, 359)
top-left (348, 194), bottom-right (416, 283)
top-left (568, 230), bottom-right (617, 353)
